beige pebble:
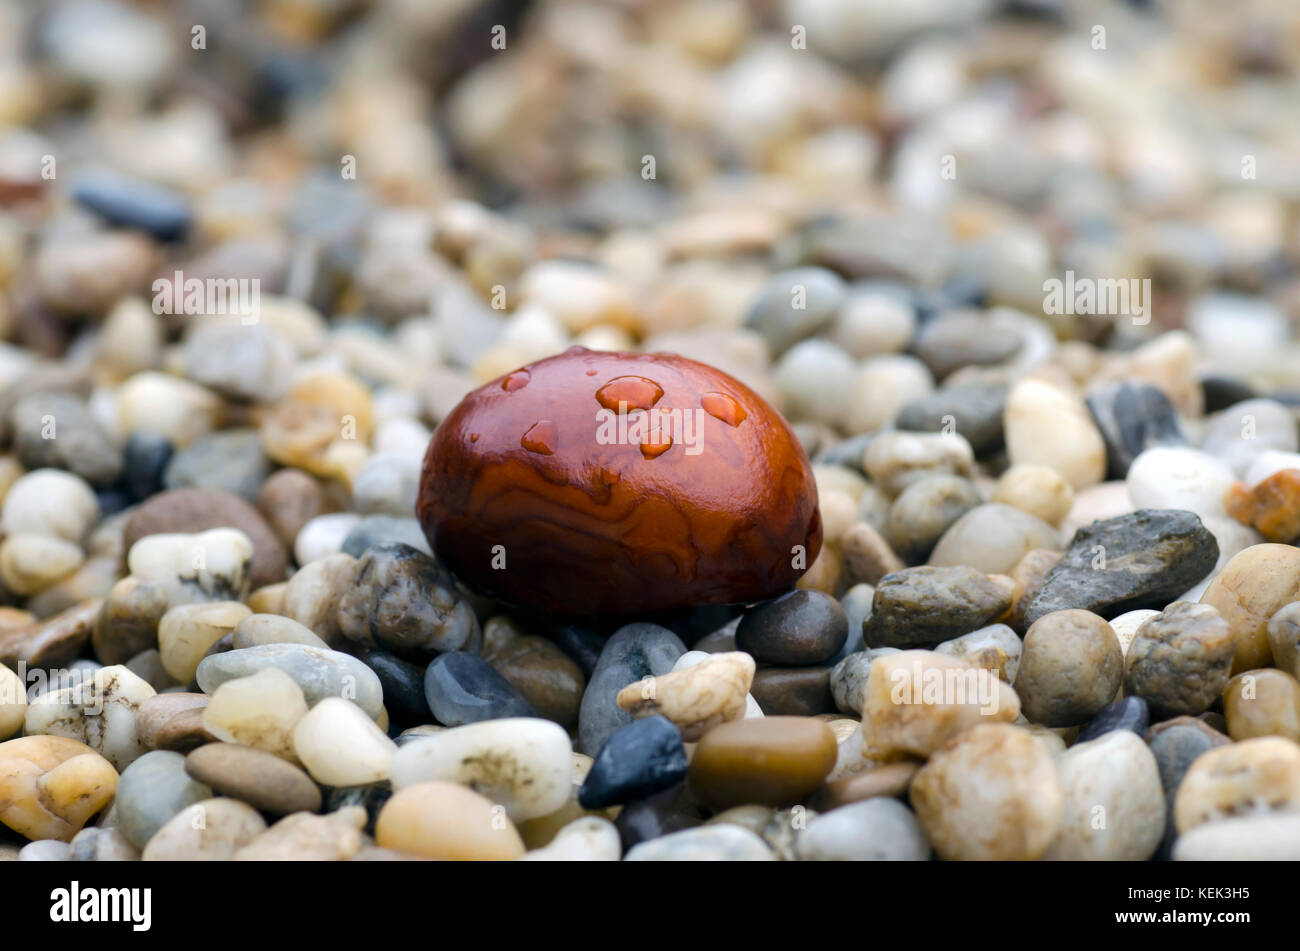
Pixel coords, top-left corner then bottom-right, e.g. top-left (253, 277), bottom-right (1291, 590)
top-left (616, 651), bottom-right (755, 741)
top-left (1174, 737), bottom-right (1300, 834)
top-left (992, 465), bottom-right (1075, 526)
top-left (375, 781), bottom-right (525, 860)
top-left (0, 735), bottom-right (118, 841)
top-left (233, 807), bottom-right (366, 861)
top-left (1222, 669), bottom-right (1300, 742)
top-left (519, 816), bottom-right (621, 861)
top-left (292, 697), bottom-right (396, 786)
top-left (1201, 544), bottom-right (1300, 674)
top-left (1004, 379), bottom-right (1106, 490)
top-left (840, 521), bottom-right (904, 586)
top-left (142, 798), bottom-right (267, 860)
top-left (0, 534), bottom-right (83, 596)
top-left (158, 601), bottom-right (252, 684)
top-left (911, 723), bottom-right (1062, 860)
top-left (202, 667), bottom-right (308, 760)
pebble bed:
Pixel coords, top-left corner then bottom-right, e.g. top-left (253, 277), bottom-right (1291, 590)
top-left (0, 0), bottom-right (1299, 862)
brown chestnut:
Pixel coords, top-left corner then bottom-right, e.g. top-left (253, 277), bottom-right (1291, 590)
top-left (417, 347), bottom-right (822, 617)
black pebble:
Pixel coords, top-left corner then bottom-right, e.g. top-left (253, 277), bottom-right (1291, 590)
top-left (1077, 695), bottom-right (1149, 743)
top-left (579, 715), bottom-right (687, 809)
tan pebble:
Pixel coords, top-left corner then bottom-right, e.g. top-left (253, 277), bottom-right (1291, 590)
top-left (142, 798), bottom-right (266, 860)
top-left (1222, 669), bottom-right (1300, 742)
top-left (233, 807), bottom-right (366, 861)
top-left (993, 465), bottom-right (1075, 526)
top-left (158, 601), bottom-right (252, 684)
top-left (1174, 736), bottom-right (1300, 834)
top-left (203, 668), bottom-right (307, 760)
top-left (375, 781), bottom-right (525, 860)
top-left (1201, 544), bottom-right (1300, 673)
top-left (0, 735), bottom-right (118, 841)
top-left (616, 651), bottom-right (755, 740)
top-left (840, 521), bottom-right (904, 586)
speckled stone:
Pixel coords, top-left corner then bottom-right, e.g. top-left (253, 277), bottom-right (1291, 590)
top-left (424, 651), bottom-right (537, 726)
top-left (579, 715), bottom-right (687, 809)
top-left (910, 724), bottom-right (1062, 861)
top-left (933, 624), bottom-right (1021, 682)
top-left (1026, 510), bottom-right (1219, 626)
top-left (1076, 695), bottom-right (1150, 743)
top-left (1174, 737), bottom-right (1300, 834)
top-left (688, 716), bottom-right (837, 810)
top-left (886, 475), bottom-right (982, 562)
top-left (185, 743), bottom-right (322, 815)
top-left (1015, 610), bottom-right (1123, 728)
top-left (1125, 602), bottom-right (1234, 718)
top-left (735, 590), bottom-right (847, 666)
top-left (862, 566), bottom-right (1013, 648)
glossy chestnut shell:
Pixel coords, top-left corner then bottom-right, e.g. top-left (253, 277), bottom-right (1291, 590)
top-left (417, 347), bottom-right (822, 617)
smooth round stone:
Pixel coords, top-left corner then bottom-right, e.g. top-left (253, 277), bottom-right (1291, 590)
top-left (1222, 669), bottom-right (1300, 742)
top-left (840, 520), bottom-right (904, 586)
top-left (0, 469), bottom-right (99, 543)
top-left (1173, 814), bottom-right (1300, 860)
top-left (336, 543), bottom-right (479, 654)
top-left (616, 652), bottom-right (754, 741)
top-left (293, 698), bottom-right (397, 787)
top-left (863, 431), bottom-right (974, 497)
top-left (688, 716), bottom-right (837, 810)
top-left (894, 381), bottom-right (1007, 456)
top-left (11, 392), bottom-right (123, 487)
top-left (886, 475), bottom-right (981, 563)
top-left (1015, 610), bottom-right (1122, 728)
top-left (158, 601), bottom-right (251, 684)
top-left (375, 781), bottom-right (525, 860)
top-left (141, 798), bottom-right (266, 860)
top-left (196, 643), bottom-right (384, 719)
top-left (1125, 602), bottom-right (1234, 718)
top-left (829, 286), bottom-right (915, 358)
top-left (25, 665), bottom-right (156, 770)
top-left (735, 590), bottom-right (847, 666)
top-left (578, 623), bottom-right (687, 756)
top-left (1127, 447), bottom-right (1236, 521)
top-left (257, 468), bottom-right (327, 549)
top-left (1025, 510), bottom-right (1220, 627)
top-left (1174, 737), bottom-right (1300, 834)
top-left (0, 736), bottom-right (119, 841)
top-left (355, 648), bottom-right (430, 725)
top-left (773, 339), bottom-right (857, 427)
top-left (933, 624), bottom-right (1022, 682)
top-left (579, 715), bottom-right (686, 809)
top-left (1005, 379), bottom-right (1106, 490)
top-left (794, 797), bottom-right (928, 861)
top-left (202, 668), bottom-right (307, 760)
top-left (161, 429), bottom-right (271, 504)
top-left (0, 535), bottom-right (82, 595)
top-left (424, 652), bottom-right (536, 727)
top-left (860, 650), bottom-right (1019, 759)
top-left (749, 668), bottom-right (835, 716)
top-left (19, 840), bottom-right (72, 861)
top-left (114, 750), bottom-right (212, 849)
top-left (231, 613), bottom-right (328, 650)
top-left (116, 373), bottom-right (221, 449)
top-left (1202, 544), bottom-right (1300, 674)
top-left (862, 566), bottom-right (1013, 648)
top-left (185, 743), bottom-right (322, 815)
top-left (122, 431), bottom-right (173, 502)
top-left (1147, 717), bottom-right (1233, 859)
top-left (389, 718), bottom-right (571, 821)
top-left (1045, 730), bottom-right (1165, 860)
top-left (135, 693), bottom-right (214, 753)
top-left (928, 503), bottom-right (1061, 576)
top-left (233, 807), bottom-right (366, 861)
top-left (1201, 399), bottom-right (1298, 477)
top-left (520, 816), bottom-right (621, 861)
top-left (280, 553), bottom-right (357, 645)
top-left (910, 724), bottom-right (1063, 860)
top-left (744, 266), bottom-right (846, 354)
top-left (840, 355), bottom-right (933, 435)
top-left (624, 824), bottom-right (774, 861)
top-left (341, 516), bottom-right (431, 558)
top-left (912, 310), bottom-right (1021, 380)
top-left (481, 617), bottom-right (586, 729)
top-left (0, 663), bottom-right (26, 740)
top-left (127, 528), bottom-right (254, 607)
top-left (68, 826), bottom-right (140, 861)
top-left (1085, 381), bottom-right (1187, 479)
top-left (992, 465), bottom-right (1074, 527)
top-left (123, 489), bottom-right (287, 590)
top-left (93, 576), bottom-right (169, 666)
top-left (1076, 696), bottom-right (1150, 744)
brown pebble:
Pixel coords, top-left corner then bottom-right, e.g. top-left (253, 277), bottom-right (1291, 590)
top-left (810, 760), bottom-right (921, 812)
top-left (482, 620), bottom-right (586, 729)
top-left (0, 599), bottom-right (101, 670)
top-left (688, 716), bottom-right (837, 810)
top-left (186, 742), bottom-right (322, 815)
top-left (257, 468), bottom-right (328, 550)
top-left (93, 576), bottom-right (169, 666)
top-left (123, 488), bottom-right (288, 589)
top-left (135, 693), bottom-right (218, 753)
top-left (1007, 548), bottom-right (1062, 633)
top-left (749, 667), bottom-right (836, 716)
